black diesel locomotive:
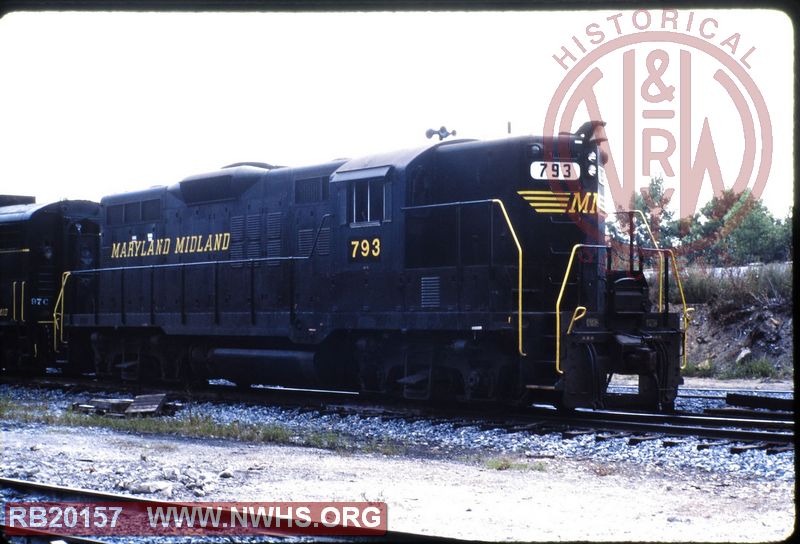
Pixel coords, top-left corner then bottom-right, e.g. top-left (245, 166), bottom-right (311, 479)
top-left (0, 197), bottom-right (100, 372)
top-left (0, 122), bottom-right (689, 409)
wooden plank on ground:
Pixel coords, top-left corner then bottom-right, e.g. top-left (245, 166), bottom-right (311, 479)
top-left (124, 394), bottom-right (167, 416)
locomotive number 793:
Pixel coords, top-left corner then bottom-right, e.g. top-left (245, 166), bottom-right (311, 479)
top-left (349, 238), bottom-right (381, 261)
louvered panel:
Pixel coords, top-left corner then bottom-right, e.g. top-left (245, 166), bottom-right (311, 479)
top-left (297, 229), bottom-right (314, 256)
top-left (266, 238), bottom-right (281, 266)
top-left (316, 227), bottom-right (331, 256)
top-left (246, 241), bottom-right (261, 259)
top-left (231, 215), bottom-right (245, 241)
top-left (421, 276), bottom-right (441, 308)
top-left (267, 212), bottom-right (282, 239)
top-left (230, 241), bottom-right (245, 261)
top-left (246, 214), bottom-right (261, 238)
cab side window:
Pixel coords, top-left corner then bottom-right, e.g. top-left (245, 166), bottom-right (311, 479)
top-left (347, 180), bottom-right (384, 224)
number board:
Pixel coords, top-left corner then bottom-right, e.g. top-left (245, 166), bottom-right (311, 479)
top-left (530, 161), bottom-right (581, 181)
top-left (349, 238), bottom-right (381, 261)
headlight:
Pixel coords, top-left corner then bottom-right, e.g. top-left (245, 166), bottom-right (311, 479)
top-left (588, 151), bottom-right (597, 163)
top-left (588, 165), bottom-right (597, 177)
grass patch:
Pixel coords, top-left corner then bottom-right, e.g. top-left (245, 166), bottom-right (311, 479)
top-left (305, 430), bottom-right (349, 450)
top-left (529, 460), bottom-right (548, 472)
top-left (363, 437), bottom-right (404, 456)
top-left (719, 357), bottom-right (780, 379)
top-left (15, 407), bottom-right (294, 444)
top-left (484, 456), bottom-right (542, 471)
top-left (667, 262), bottom-right (792, 309)
top-left (0, 393), bottom-right (412, 457)
top-left (682, 358), bottom-right (716, 378)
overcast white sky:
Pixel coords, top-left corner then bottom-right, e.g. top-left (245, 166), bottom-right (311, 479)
top-left (0, 9), bottom-right (794, 218)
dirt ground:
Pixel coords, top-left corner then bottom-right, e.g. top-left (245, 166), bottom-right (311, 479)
top-left (2, 425), bottom-right (795, 542)
top-left (612, 375), bottom-right (794, 391)
top-left (685, 302), bottom-right (793, 378)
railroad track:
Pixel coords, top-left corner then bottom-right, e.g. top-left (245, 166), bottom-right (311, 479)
top-left (514, 406), bottom-right (793, 447)
top-left (3, 374), bottom-right (793, 412)
top-left (2, 375), bottom-right (794, 452)
top-left (0, 477), bottom-right (460, 543)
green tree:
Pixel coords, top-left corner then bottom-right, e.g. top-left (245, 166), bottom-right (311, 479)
top-left (606, 176), bottom-right (678, 269)
top-left (606, 176), bottom-right (675, 244)
top-left (606, 183), bottom-right (790, 267)
top-left (671, 190), bottom-right (790, 266)
top-left (728, 199), bottom-right (792, 263)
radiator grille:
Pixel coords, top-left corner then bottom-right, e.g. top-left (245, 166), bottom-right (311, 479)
top-left (297, 229), bottom-right (314, 256)
top-left (420, 276), bottom-right (441, 308)
top-left (316, 227), bottom-right (331, 256)
top-left (267, 238), bottom-right (282, 266)
top-left (267, 212), bottom-right (282, 239)
top-left (246, 214), bottom-right (261, 238)
top-left (230, 215), bottom-right (245, 240)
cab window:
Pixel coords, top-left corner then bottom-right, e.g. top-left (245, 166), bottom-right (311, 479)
top-left (347, 180), bottom-right (384, 224)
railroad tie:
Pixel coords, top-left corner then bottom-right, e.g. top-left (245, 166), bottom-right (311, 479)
top-left (696, 440), bottom-right (732, 450)
top-left (729, 442), bottom-right (769, 454)
top-left (627, 434), bottom-right (662, 445)
top-left (594, 432), bottom-right (630, 442)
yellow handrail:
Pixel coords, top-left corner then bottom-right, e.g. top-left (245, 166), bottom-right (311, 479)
top-left (555, 212), bottom-right (690, 374)
top-left (667, 249), bottom-right (692, 370)
top-left (566, 305), bottom-right (587, 334)
top-left (20, 281), bottom-right (25, 322)
top-left (52, 271), bottom-right (71, 352)
top-left (639, 248), bottom-right (692, 370)
top-left (555, 244), bottom-right (607, 373)
top-left (390, 198), bottom-right (528, 356)
top-left (648, 249), bottom-right (694, 370)
top-left (12, 281), bottom-right (17, 321)
top-left (612, 210), bottom-right (664, 311)
top-left (490, 199), bottom-right (526, 357)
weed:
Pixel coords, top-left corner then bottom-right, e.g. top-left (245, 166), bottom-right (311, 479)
top-left (682, 358), bottom-right (716, 378)
top-left (363, 438), bottom-right (403, 456)
top-left (529, 460), bottom-right (548, 472)
top-left (305, 431), bottom-right (348, 450)
top-left (720, 357), bottom-right (779, 379)
top-left (666, 262), bottom-right (792, 309)
top-left (485, 456), bottom-right (531, 471)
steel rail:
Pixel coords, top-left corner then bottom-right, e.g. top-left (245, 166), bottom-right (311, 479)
top-left (569, 407), bottom-right (793, 431)
top-left (556, 417), bottom-right (794, 444)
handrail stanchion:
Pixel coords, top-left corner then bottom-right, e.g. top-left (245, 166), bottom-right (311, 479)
top-left (401, 199), bottom-right (526, 357)
top-left (489, 199), bottom-right (526, 357)
top-left (639, 247), bottom-right (692, 370)
top-left (612, 210), bottom-right (664, 312)
top-left (555, 244), bottom-right (606, 374)
top-left (566, 306), bottom-right (587, 334)
top-left (52, 272), bottom-right (71, 352)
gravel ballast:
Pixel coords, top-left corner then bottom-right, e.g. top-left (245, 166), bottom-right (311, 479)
top-left (0, 379), bottom-right (795, 541)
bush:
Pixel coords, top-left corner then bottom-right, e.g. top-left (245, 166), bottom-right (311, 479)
top-left (682, 358), bottom-right (716, 378)
top-left (662, 262), bottom-right (792, 309)
top-left (720, 357), bottom-right (779, 379)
